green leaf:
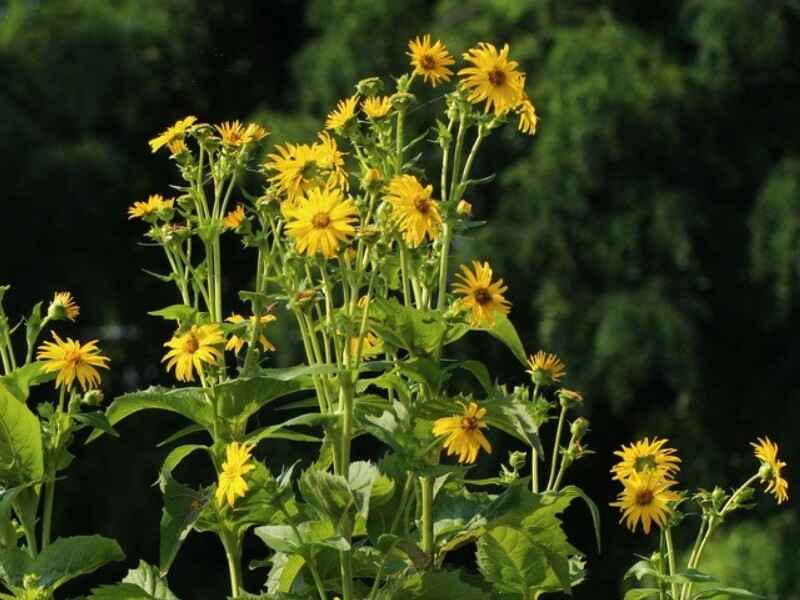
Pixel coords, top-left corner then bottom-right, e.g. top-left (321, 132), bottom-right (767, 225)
top-left (476, 314), bottom-right (528, 366)
top-left (74, 411), bottom-right (119, 440)
top-left (0, 362), bottom-right (53, 402)
top-left (258, 364), bottom-right (339, 382)
top-left (90, 386), bottom-right (215, 442)
top-left (394, 570), bottom-right (487, 600)
top-left (30, 535), bottom-right (125, 590)
top-left (265, 552), bottom-right (305, 595)
top-left (664, 568), bottom-right (718, 584)
top-left (255, 520), bottom-right (350, 555)
top-left (0, 380), bottom-right (44, 486)
top-left (370, 299), bottom-right (448, 356)
top-left (159, 444), bottom-right (209, 480)
top-left (476, 526), bottom-right (551, 596)
top-left (456, 360), bottom-right (493, 393)
top-left (158, 474), bottom-right (207, 575)
top-left (88, 560), bottom-right (180, 599)
top-left (625, 559), bottom-right (659, 582)
top-left (147, 304), bottom-right (198, 323)
top-left (554, 486), bottom-right (602, 553)
top-left (692, 587), bottom-right (765, 599)
top-left (244, 413), bottom-right (333, 447)
top-left (484, 397), bottom-right (544, 457)
top-left (214, 376), bottom-right (308, 423)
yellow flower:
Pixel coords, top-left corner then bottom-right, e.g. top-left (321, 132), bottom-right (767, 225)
top-left (37, 332), bottom-right (110, 392)
top-left (149, 116), bottom-right (197, 153)
top-left (751, 436), bottom-right (789, 504)
top-left (516, 94), bottom-right (538, 135)
top-left (432, 402), bottom-right (492, 464)
top-left (459, 43), bottom-right (524, 115)
top-left (223, 204), bottom-right (246, 231)
top-left (161, 324), bottom-right (224, 383)
top-left (456, 199), bottom-right (472, 216)
top-left (612, 438), bottom-right (682, 482)
top-left (215, 442), bottom-right (256, 508)
top-left (284, 187), bottom-right (359, 258)
top-left (265, 133), bottom-right (348, 202)
top-left (325, 94), bottom-right (360, 131)
top-left (47, 291), bottom-right (80, 322)
top-left (128, 194), bottom-right (174, 220)
top-left (407, 34), bottom-right (455, 87)
top-left (526, 350), bottom-right (566, 386)
top-left (349, 331), bottom-right (383, 360)
top-left (610, 471), bottom-right (680, 535)
top-left (452, 261), bottom-right (511, 327)
top-left (362, 96), bottom-right (393, 119)
top-left (225, 313), bottom-right (277, 355)
top-left (215, 120), bottom-right (269, 146)
top-left (385, 174), bottom-right (442, 247)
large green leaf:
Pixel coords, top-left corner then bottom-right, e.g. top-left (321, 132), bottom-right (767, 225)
top-left (254, 520), bottom-right (350, 555)
top-left (476, 526), bottom-right (552, 596)
top-left (692, 588), bottom-right (765, 599)
top-left (89, 560), bottom-right (180, 599)
top-left (214, 376), bottom-right (308, 422)
top-left (158, 475), bottom-right (207, 575)
top-left (0, 362), bottom-right (53, 403)
top-left (90, 386), bottom-right (215, 442)
top-left (370, 299), bottom-right (448, 356)
top-left (265, 552), bottom-right (305, 596)
top-left (2, 535), bottom-right (125, 591)
top-left (0, 381), bottom-right (44, 486)
top-left (391, 570), bottom-right (487, 600)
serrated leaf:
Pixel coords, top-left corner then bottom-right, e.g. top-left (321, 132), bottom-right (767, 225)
top-left (30, 535), bottom-right (125, 590)
top-left (88, 560), bottom-right (179, 599)
top-left (0, 380), bottom-right (44, 486)
top-left (265, 552), bottom-right (305, 595)
top-left (214, 376), bottom-right (308, 423)
top-left (476, 526), bottom-right (551, 596)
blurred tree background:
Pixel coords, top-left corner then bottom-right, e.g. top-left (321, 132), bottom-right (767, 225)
top-left (1, 0), bottom-right (798, 598)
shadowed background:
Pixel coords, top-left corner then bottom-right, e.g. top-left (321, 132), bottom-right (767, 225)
top-left (1, 0), bottom-right (799, 598)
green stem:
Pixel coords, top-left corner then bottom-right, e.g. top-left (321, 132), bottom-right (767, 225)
top-left (658, 530), bottom-right (667, 600)
top-left (42, 387), bottom-right (65, 549)
top-left (531, 446), bottom-right (539, 493)
top-left (220, 530), bottom-right (243, 598)
top-left (546, 405), bottom-right (567, 491)
top-left (664, 527), bottom-right (679, 600)
top-left (339, 549), bottom-right (354, 600)
top-left (420, 476), bottom-right (434, 556)
top-left (390, 474), bottom-right (414, 534)
top-left (435, 223), bottom-right (453, 311)
top-left (307, 560), bottom-right (328, 600)
top-left (17, 503), bottom-right (38, 557)
top-left (395, 108), bottom-right (406, 172)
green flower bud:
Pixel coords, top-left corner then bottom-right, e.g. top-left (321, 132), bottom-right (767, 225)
top-left (82, 389), bottom-right (105, 407)
top-left (356, 76), bottom-right (383, 97)
top-left (508, 450), bottom-right (527, 471)
top-left (571, 417), bottom-right (590, 440)
top-left (558, 388), bottom-right (583, 410)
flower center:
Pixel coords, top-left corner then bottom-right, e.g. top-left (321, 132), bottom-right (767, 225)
top-left (473, 288), bottom-right (492, 305)
top-left (460, 416), bottom-right (479, 431)
top-left (182, 335), bottom-right (199, 354)
top-left (64, 349), bottom-right (83, 367)
top-left (312, 212), bottom-right (331, 228)
top-left (414, 196), bottom-right (431, 214)
top-left (488, 68), bottom-right (506, 87)
top-left (635, 489), bottom-right (654, 506)
top-left (421, 54), bottom-right (437, 70)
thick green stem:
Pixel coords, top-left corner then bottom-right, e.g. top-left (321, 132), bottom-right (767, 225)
top-left (531, 447), bottom-right (539, 493)
top-left (664, 527), bottom-right (679, 600)
top-left (435, 223), bottom-right (453, 311)
top-left (307, 559), bottom-right (328, 600)
top-left (339, 550), bottom-right (354, 600)
top-left (420, 476), bottom-right (435, 556)
top-left (546, 406), bottom-right (568, 491)
top-left (220, 530), bottom-right (243, 598)
top-left (41, 463), bottom-right (56, 549)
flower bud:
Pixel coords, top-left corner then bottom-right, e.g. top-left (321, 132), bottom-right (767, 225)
top-left (570, 417), bottom-right (590, 440)
top-left (456, 199), bottom-right (472, 216)
top-left (82, 389), bottom-right (105, 407)
top-left (558, 388), bottom-right (583, 410)
top-left (508, 450), bottom-right (527, 471)
top-left (356, 76), bottom-right (383, 97)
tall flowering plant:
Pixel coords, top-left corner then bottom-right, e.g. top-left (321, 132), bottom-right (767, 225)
top-left (97, 36), bottom-right (598, 599)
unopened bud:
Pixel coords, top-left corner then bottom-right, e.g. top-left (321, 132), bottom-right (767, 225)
top-left (82, 389), bottom-right (105, 407)
top-left (558, 388), bottom-right (583, 410)
top-left (356, 76), bottom-right (383, 97)
top-left (508, 450), bottom-right (527, 471)
top-left (456, 199), bottom-right (472, 216)
top-left (570, 417), bottom-right (590, 440)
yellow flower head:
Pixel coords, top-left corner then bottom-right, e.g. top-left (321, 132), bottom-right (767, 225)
top-left (37, 332), bottom-right (110, 391)
top-left (167, 138), bottom-right (187, 155)
top-left (432, 402), bottom-right (492, 464)
top-left (225, 313), bottom-right (277, 355)
top-left (325, 95), bottom-right (360, 132)
top-left (349, 331), bottom-right (383, 360)
top-left (407, 34), bottom-right (455, 87)
top-left (385, 174), bottom-right (442, 247)
top-left (612, 437), bottom-right (682, 482)
top-left (149, 116), bottom-right (197, 153)
top-left (751, 436), bottom-right (789, 505)
top-left (162, 324), bottom-right (224, 383)
top-left (452, 261), bottom-right (511, 327)
top-left (223, 204), bottom-right (246, 231)
top-left (362, 96), bottom-right (393, 120)
top-left (215, 441), bottom-right (256, 508)
top-left (128, 194), bottom-right (174, 220)
top-left (459, 43), bottom-right (525, 115)
top-left (47, 291), bottom-right (80, 322)
top-left (215, 120), bottom-right (269, 147)
top-left (516, 94), bottom-right (538, 136)
top-left (265, 133), bottom-right (348, 202)
top-left (526, 350), bottom-right (566, 386)
top-left (610, 470), bottom-right (681, 535)
top-left (284, 187), bottom-right (359, 258)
